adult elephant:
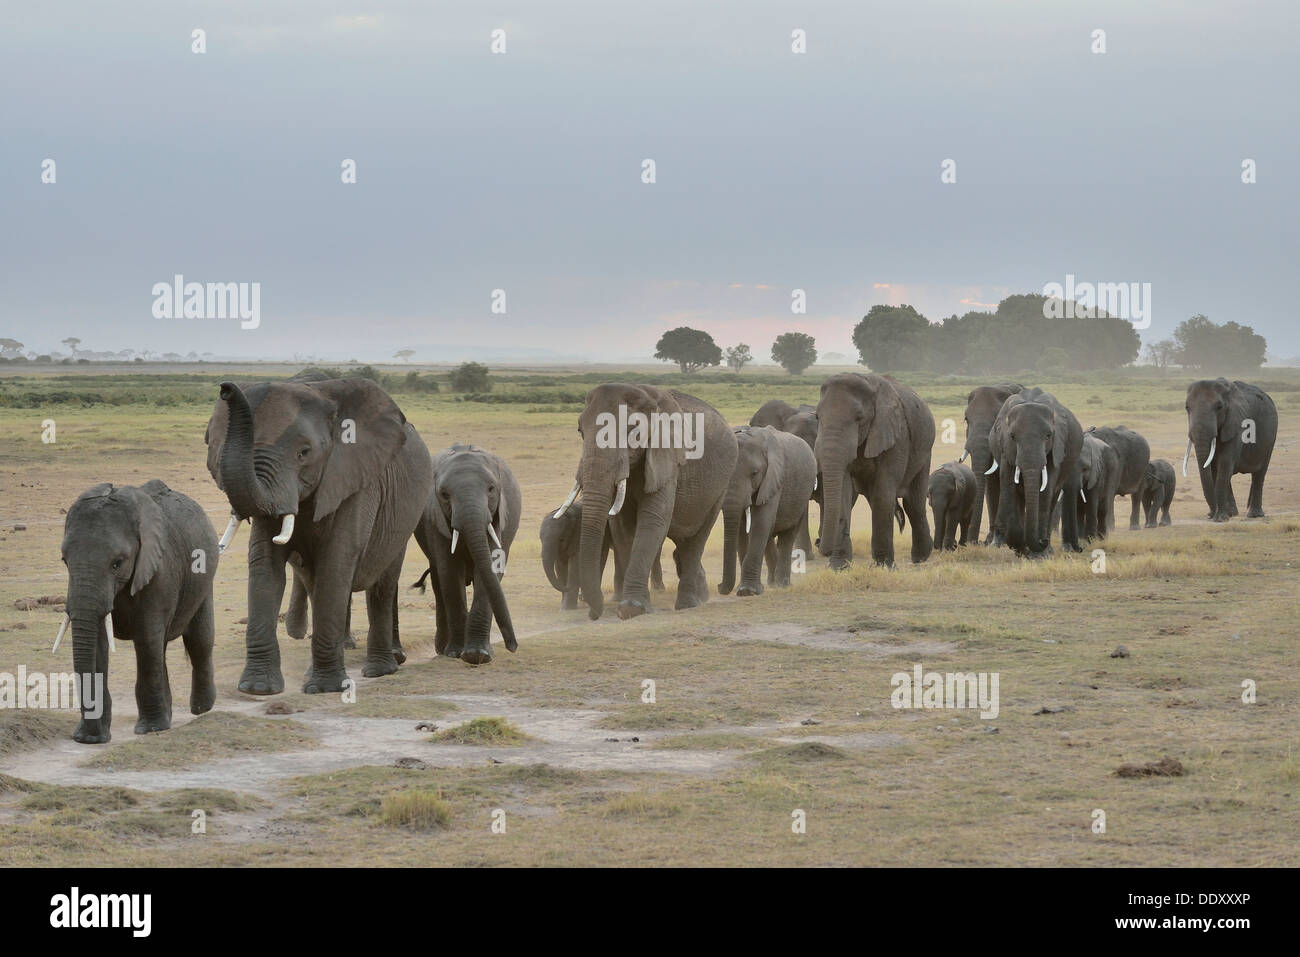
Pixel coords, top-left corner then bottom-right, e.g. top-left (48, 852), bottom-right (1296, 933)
top-left (1184, 378), bottom-right (1277, 522)
top-left (205, 377), bottom-right (433, 694)
top-left (960, 383), bottom-right (1022, 544)
top-left (557, 384), bottom-right (736, 620)
top-left (539, 503), bottom-right (663, 611)
top-left (814, 373), bottom-right (934, 569)
top-left (719, 425), bottom-right (818, 596)
top-left (749, 399), bottom-right (820, 560)
top-left (987, 387), bottom-right (1083, 556)
top-left (1084, 426), bottom-right (1150, 531)
top-left (413, 444), bottom-right (519, 664)
top-left (927, 461), bottom-right (976, 551)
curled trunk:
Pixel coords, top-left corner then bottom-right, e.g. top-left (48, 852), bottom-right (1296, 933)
top-left (540, 533), bottom-right (566, 592)
top-left (218, 382), bottom-right (273, 519)
top-left (464, 519), bottom-right (517, 651)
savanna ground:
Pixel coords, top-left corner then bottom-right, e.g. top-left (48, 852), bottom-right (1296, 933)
top-left (0, 364), bottom-right (1297, 866)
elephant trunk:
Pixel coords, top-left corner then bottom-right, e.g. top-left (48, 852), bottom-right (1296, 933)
top-left (66, 573), bottom-right (112, 738)
top-left (218, 382), bottom-right (277, 520)
top-left (1022, 465), bottom-right (1044, 551)
top-left (968, 445), bottom-right (991, 542)
top-left (1192, 416), bottom-right (1218, 472)
top-left (578, 481), bottom-right (612, 620)
top-left (719, 495), bottom-right (742, 595)
top-left (462, 517), bottom-right (517, 652)
top-left (815, 429), bottom-right (852, 569)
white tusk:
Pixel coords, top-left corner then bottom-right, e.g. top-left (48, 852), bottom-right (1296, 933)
top-left (450, 529), bottom-right (459, 554)
top-left (104, 613), bottom-right (116, 653)
top-left (985, 459), bottom-right (998, 476)
top-left (553, 481), bottom-right (581, 519)
top-left (813, 475), bottom-right (818, 492)
top-left (1202, 435), bottom-right (1216, 469)
top-left (272, 513), bottom-right (295, 545)
top-left (1080, 488), bottom-right (1087, 503)
top-left (487, 524), bottom-right (502, 548)
top-left (1056, 489), bottom-right (1063, 504)
top-left (745, 505), bottom-right (752, 533)
top-left (53, 614), bottom-right (69, 653)
top-left (1182, 438), bottom-right (1192, 477)
top-left (959, 449), bottom-right (969, 463)
top-left (218, 513), bottom-right (240, 553)
top-left (609, 478), bottom-right (627, 516)
top-left (1014, 466), bottom-right (1021, 484)
top-left (1040, 469), bottom-right (1048, 492)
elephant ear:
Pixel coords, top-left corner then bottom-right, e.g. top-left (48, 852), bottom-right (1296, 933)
top-left (204, 400), bottom-right (230, 490)
top-left (1079, 440), bottom-right (1099, 488)
top-left (310, 379), bottom-right (409, 522)
top-left (755, 431), bottom-right (785, 507)
top-left (639, 386), bottom-right (687, 495)
top-left (862, 377), bottom-right (906, 458)
top-left (1051, 411), bottom-right (1068, 474)
top-left (492, 456), bottom-right (512, 542)
top-left (428, 453), bottom-right (453, 539)
top-left (123, 487), bottom-right (166, 596)
top-left (1219, 382), bottom-right (1247, 443)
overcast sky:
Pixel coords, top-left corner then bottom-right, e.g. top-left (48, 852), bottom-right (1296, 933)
top-left (2, 0), bottom-right (1296, 362)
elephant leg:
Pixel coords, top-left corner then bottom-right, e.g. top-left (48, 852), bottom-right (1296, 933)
top-left (238, 526), bottom-right (288, 695)
top-left (867, 487), bottom-right (897, 568)
top-left (390, 581), bottom-right (405, 665)
top-left (133, 629), bottom-right (173, 735)
top-left (618, 487), bottom-right (674, 618)
top-left (1058, 479), bottom-right (1081, 553)
top-left (1211, 463), bottom-right (1234, 522)
top-left (738, 502), bottom-right (778, 596)
top-left (957, 513), bottom-right (970, 546)
top-left (285, 566), bottom-right (310, 640)
top-left (932, 507), bottom-right (948, 552)
top-left (182, 596), bottom-right (217, 717)
top-left (675, 503), bottom-right (720, 609)
top-left (903, 474), bottom-right (931, 563)
top-left (362, 552), bottom-right (404, 678)
top-left (1225, 481), bottom-right (1239, 517)
top-left (1128, 492), bottom-right (1142, 531)
top-left (988, 474), bottom-right (1007, 547)
top-left (1247, 464), bottom-right (1267, 517)
top-left (462, 569), bottom-right (495, 662)
top-left (436, 556), bottom-right (468, 657)
top-left (563, 552), bottom-right (580, 610)
top-left (651, 548), bottom-right (665, 590)
top-left (302, 555), bottom-right (356, 694)
top-left (773, 526), bottom-right (796, 587)
top-left (764, 536), bottom-right (778, 585)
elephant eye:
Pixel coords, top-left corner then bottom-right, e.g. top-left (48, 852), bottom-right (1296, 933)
top-left (111, 558), bottom-right (123, 570)
top-left (298, 446), bottom-right (311, 460)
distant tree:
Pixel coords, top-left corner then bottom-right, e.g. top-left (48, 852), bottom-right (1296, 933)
top-left (36, 354), bottom-right (52, 364)
top-left (725, 343), bottom-right (753, 373)
top-left (1173, 314), bottom-right (1266, 372)
top-left (852, 304), bottom-right (929, 371)
top-left (449, 361), bottom-right (492, 392)
top-left (771, 332), bottom-right (817, 375)
top-left (654, 326), bottom-right (722, 374)
top-left (394, 349), bottom-right (416, 363)
top-left (62, 337), bottom-right (81, 358)
top-left (403, 370), bottom-right (440, 393)
top-left (349, 365), bottom-right (384, 384)
top-left (1143, 338), bottom-right (1177, 370)
top-left (0, 338), bottom-right (23, 358)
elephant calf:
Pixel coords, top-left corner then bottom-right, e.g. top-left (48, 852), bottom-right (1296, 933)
top-left (414, 444), bottom-right (520, 664)
top-left (927, 462), bottom-right (976, 550)
top-left (540, 503), bottom-right (663, 611)
top-left (1084, 425), bottom-right (1150, 532)
top-left (1140, 459), bottom-right (1176, 527)
top-left (719, 426), bottom-right (818, 596)
top-left (57, 481), bottom-right (218, 744)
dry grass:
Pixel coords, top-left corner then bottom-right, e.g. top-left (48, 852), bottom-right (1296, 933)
top-left (432, 716), bottom-right (531, 745)
top-left (380, 790), bottom-right (453, 829)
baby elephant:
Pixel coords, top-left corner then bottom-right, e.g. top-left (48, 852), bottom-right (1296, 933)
top-left (414, 444), bottom-right (520, 664)
top-left (720, 426), bottom-right (818, 596)
top-left (1140, 459), bottom-right (1176, 527)
top-left (57, 481), bottom-right (218, 744)
top-left (927, 462), bottom-right (977, 550)
top-left (539, 503), bottom-right (664, 610)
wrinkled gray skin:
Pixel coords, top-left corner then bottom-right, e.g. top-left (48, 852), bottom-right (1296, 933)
top-left (987, 387), bottom-right (1083, 557)
top-left (1140, 459), bottom-right (1176, 527)
top-left (572, 384), bottom-right (737, 620)
top-left (60, 481), bottom-right (217, 744)
top-left (284, 568), bottom-right (358, 650)
top-left (1185, 378), bottom-right (1277, 522)
top-left (1084, 425), bottom-right (1151, 531)
top-left (749, 399), bottom-right (821, 559)
top-left (814, 373), bottom-right (934, 569)
top-left (205, 378), bottom-right (432, 694)
top-left (539, 503), bottom-right (663, 610)
top-left (719, 426), bottom-right (818, 596)
top-left (413, 444), bottom-right (520, 664)
top-left (1057, 434), bottom-right (1120, 542)
top-left (961, 383), bottom-right (1023, 544)
top-left (927, 462), bottom-right (977, 550)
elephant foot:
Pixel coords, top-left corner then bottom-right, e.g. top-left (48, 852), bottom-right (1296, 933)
top-left (1062, 542), bottom-right (1084, 553)
top-left (1160, 517), bottom-right (1171, 526)
top-left (302, 666), bottom-right (349, 694)
top-left (562, 595), bottom-right (579, 611)
top-left (651, 577), bottom-right (665, 591)
top-left (392, 641), bottom-right (406, 665)
top-left (617, 599), bottom-right (649, 619)
top-left (1247, 507), bottom-right (1264, 518)
top-left (285, 616), bottom-right (308, 641)
top-left (190, 683), bottom-right (217, 715)
top-left (362, 655), bottom-right (401, 678)
top-left (829, 558), bottom-right (851, 572)
top-left (134, 715), bottom-right (172, 735)
top-left (1211, 511), bottom-right (1231, 523)
top-left (238, 665), bottom-right (285, 696)
top-left (675, 591), bottom-right (703, 610)
top-left (717, 582), bottom-right (734, 596)
top-left (1128, 523), bottom-right (1140, 531)
top-left (343, 632), bottom-right (358, 650)
top-left (460, 645), bottom-right (493, 665)
top-left (736, 582), bottom-right (763, 597)
top-left (73, 720), bottom-right (111, 744)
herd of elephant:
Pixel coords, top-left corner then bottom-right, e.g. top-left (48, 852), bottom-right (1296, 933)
top-left (52, 373), bottom-right (1277, 745)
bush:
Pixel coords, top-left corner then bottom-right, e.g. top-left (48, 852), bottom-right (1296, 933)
top-left (449, 362), bottom-right (491, 393)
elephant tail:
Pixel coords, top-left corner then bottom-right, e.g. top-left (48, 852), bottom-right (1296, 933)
top-left (410, 568), bottom-right (433, 593)
top-left (894, 502), bottom-right (906, 532)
